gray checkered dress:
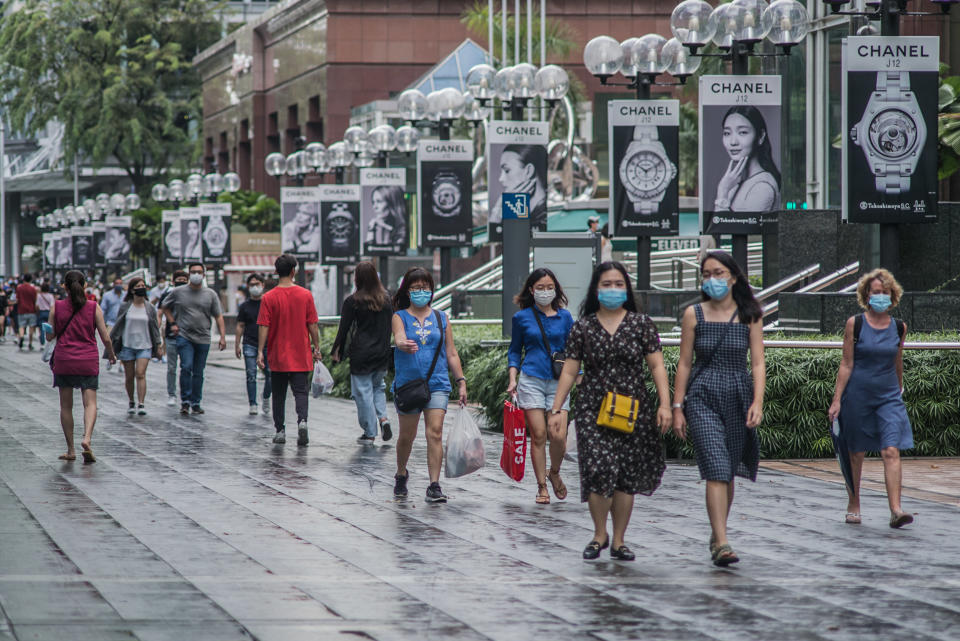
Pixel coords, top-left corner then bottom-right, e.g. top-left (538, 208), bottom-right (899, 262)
top-left (685, 304), bottom-right (759, 482)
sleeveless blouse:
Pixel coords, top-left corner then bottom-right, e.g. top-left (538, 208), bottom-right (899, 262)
top-left (392, 309), bottom-right (450, 394)
top-left (52, 300), bottom-right (99, 376)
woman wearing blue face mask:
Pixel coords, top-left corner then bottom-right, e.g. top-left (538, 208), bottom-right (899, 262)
top-left (671, 250), bottom-right (765, 567)
top-left (548, 262), bottom-right (673, 561)
top-left (391, 267), bottom-right (468, 504)
top-left (828, 269), bottom-right (913, 529)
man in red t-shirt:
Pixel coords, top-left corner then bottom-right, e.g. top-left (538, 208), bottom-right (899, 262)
top-left (257, 254), bottom-right (321, 446)
top-left (15, 274), bottom-right (38, 350)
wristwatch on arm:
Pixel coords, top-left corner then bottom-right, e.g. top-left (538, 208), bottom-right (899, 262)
top-left (619, 125), bottom-right (678, 216)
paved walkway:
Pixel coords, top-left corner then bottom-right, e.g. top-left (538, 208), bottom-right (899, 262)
top-left (1, 344), bottom-right (960, 641)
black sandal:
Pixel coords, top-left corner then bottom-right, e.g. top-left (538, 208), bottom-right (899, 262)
top-left (610, 545), bottom-right (635, 561)
top-left (712, 543), bottom-right (739, 567)
top-left (582, 536), bottom-right (610, 560)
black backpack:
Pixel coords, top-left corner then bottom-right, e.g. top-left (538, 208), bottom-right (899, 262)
top-left (853, 313), bottom-right (905, 345)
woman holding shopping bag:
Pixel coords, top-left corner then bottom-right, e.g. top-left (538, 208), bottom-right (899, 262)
top-left (506, 268), bottom-right (574, 504)
top-left (109, 277), bottom-right (163, 415)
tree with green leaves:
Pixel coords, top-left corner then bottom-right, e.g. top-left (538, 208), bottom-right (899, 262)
top-left (0, 0), bottom-right (221, 190)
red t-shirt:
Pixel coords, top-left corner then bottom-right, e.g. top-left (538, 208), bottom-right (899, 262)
top-left (15, 283), bottom-right (37, 313)
top-left (257, 285), bottom-right (318, 372)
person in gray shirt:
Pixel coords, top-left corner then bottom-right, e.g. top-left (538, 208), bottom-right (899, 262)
top-left (161, 262), bottom-right (227, 415)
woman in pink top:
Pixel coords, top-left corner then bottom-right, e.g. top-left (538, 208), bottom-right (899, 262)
top-left (46, 271), bottom-right (116, 463)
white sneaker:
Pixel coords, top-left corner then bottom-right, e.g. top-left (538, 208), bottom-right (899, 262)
top-left (249, 404), bottom-right (258, 415)
top-left (262, 398), bottom-right (271, 416)
top-left (167, 395), bottom-right (177, 406)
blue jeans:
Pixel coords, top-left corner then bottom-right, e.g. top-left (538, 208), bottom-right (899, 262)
top-left (166, 338), bottom-right (179, 397)
top-left (242, 344), bottom-right (272, 405)
top-left (176, 337), bottom-right (210, 406)
top-left (351, 369), bottom-right (388, 437)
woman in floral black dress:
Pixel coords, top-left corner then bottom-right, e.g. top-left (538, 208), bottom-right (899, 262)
top-left (549, 262), bottom-right (672, 561)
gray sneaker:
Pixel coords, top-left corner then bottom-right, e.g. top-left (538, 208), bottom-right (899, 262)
top-left (425, 482), bottom-right (447, 503)
top-left (261, 396), bottom-right (271, 416)
top-left (297, 420), bottom-right (309, 447)
top-left (272, 429), bottom-right (286, 444)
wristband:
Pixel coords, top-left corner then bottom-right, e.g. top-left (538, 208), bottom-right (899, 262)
top-left (455, 377), bottom-right (466, 384)
top-left (672, 403), bottom-right (683, 409)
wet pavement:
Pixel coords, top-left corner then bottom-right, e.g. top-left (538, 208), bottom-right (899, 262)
top-left (2, 344), bottom-right (960, 641)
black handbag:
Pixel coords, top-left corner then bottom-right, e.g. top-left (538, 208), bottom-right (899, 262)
top-left (531, 308), bottom-right (565, 379)
top-left (394, 310), bottom-right (445, 413)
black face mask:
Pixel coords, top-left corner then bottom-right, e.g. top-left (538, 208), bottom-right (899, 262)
top-left (134, 288), bottom-right (148, 297)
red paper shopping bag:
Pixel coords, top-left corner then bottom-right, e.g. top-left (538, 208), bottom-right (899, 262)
top-left (500, 399), bottom-right (527, 481)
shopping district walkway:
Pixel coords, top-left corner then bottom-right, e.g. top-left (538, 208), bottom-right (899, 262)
top-left (1, 344), bottom-right (959, 641)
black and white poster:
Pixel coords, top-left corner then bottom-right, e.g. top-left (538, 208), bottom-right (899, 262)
top-left (200, 202), bottom-right (232, 265)
top-left (608, 100), bottom-right (680, 237)
top-left (91, 222), bottom-right (107, 269)
top-left (54, 231), bottom-right (72, 268)
top-left (486, 120), bottom-right (548, 239)
top-left (104, 215), bottom-right (131, 266)
top-left (417, 139), bottom-right (473, 247)
top-left (178, 207), bottom-right (202, 263)
top-left (42, 233), bottom-right (53, 271)
top-left (281, 187), bottom-right (321, 261)
top-left (360, 168), bottom-right (408, 255)
top-left (318, 184), bottom-right (361, 265)
top-left (162, 210), bottom-right (181, 266)
top-left (71, 226), bottom-right (94, 270)
top-left (699, 75), bottom-right (782, 234)
top-left (842, 36), bottom-right (939, 224)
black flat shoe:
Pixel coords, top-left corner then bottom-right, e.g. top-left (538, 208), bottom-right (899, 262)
top-left (582, 536), bottom-right (610, 560)
top-left (610, 545), bottom-right (635, 561)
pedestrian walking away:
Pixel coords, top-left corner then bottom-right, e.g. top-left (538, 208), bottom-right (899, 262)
top-left (35, 282), bottom-right (55, 347)
top-left (160, 263), bottom-right (227, 415)
top-left (109, 277), bottom-right (163, 416)
top-left (158, 271), bottom-right (188, 406)
top-left (46, 270), bottom-right (117, 463)
top-left (549, 261), bottom-right (672, 562)
top-left (257, 254), bottom-right (322, 446)
top-left (828, 268), bottom-right (915, 529)
top-left (236, 273), bottom-right (271, 416)
top-left (331, 261), bottom-right (393, 444)
top-left (507, 267), bottom-right (575, 504)
top-left (391, 267), bottom-right (468, 503)
top-left (16, 273), bottom-right (38, 350)
top-left (100, 278), bottom-right (124, 372)
top-left (672, 250), bottom-right (765, 567)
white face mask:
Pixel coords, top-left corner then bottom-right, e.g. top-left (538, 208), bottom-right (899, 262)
top-left (188, 273), bottom-right (204, 286)
top-left (533, 289), bottom-right (556, 306)
top-left (248, 285), bottom-right (263, 297)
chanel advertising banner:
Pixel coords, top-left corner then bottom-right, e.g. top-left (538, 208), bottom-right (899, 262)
top-left (54, 231), bottom-right (71, 268)
top-left (842, 36), bottom-right (939, 224)
top-left (360, 168), bottom-right (408, 255)
top-left (179, 208), bottom-right (202, 263)
top-left (699, 75), bottom-right (782, 234)
top-left (104, 215), bottom-right (132, 266)
top-left (608, 100), bottom-right (680, 237)
top-left (200, 203), bottom-right (232, 265)
top-left (281, 187), bottom-right (321, 261)
top-left (162, 211), bottom-right (181, 266)
top-left (91, 222), bottom-right (107, 269)
top-left (71, 226), bottom-right (94, 270)
top-left (318, 184), bottom-right (361, 265)
top-left (486, 121), bottom-right (549, 239)
top-left (418, 140), bottom-right (473, 247)
top-left (42, 233), bottom-right (53, 271)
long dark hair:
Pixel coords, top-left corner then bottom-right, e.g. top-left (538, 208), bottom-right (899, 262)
top-left (580, 261), bottom-right (639, 317)
top-left (63, 270), bottom-right (87, 311)
top-left (699, 250), bottom-right (762, 323)
top-left (392, 266), bottom-right (435, 311)
top-left (353, 261), bottom-right (390, 312)
top-left (372, 185), bottom-right (405, 219)
top-left (514, 267), bottom-right (568, 311)
top-left (722, 105), bottom-right (781, 189)
top-left (124, 277), bottom-right (145, 302)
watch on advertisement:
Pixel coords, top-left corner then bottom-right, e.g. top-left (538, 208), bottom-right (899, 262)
top-left (850, 71), bottom-right (926, 195)
top-left (618, 125), bottom-right (677, 216)
top-left (326, 202), bottom-right (355, 248)
top-left (431, 171), bottom-right (462, 218)
top-left (202, 214), bottom-right (229, 257)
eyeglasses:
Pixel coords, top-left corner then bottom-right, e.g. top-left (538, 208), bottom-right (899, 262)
top-left (701, 269), bottom-right (730, 279)
top-left (408, 287), bottom-right (432, 294)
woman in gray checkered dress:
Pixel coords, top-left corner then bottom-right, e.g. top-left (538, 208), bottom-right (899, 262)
top-left (672, 250), bottom-right (765, 567)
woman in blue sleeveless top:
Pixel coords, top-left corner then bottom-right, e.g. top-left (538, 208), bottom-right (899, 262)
top-left (828, 269), bottom-right (914, 529)
top-left (392, 267), bottom-right (467, 504)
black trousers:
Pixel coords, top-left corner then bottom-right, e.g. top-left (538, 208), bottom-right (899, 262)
top-left (271, 371), bottom-right (309, 432)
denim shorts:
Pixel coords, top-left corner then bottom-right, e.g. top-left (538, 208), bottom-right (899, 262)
top-left (517, 373), bottom-right (569, 411)
top-left (395, 390), bottom-right (450, 415)
top-left (18, 313), bottom-right (37, 327)
top-left (118, 346), bottom-right (152, 361)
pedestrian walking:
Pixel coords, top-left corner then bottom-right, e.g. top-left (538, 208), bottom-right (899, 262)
top-left (160, 263), bottom-right (227, 415)
top-left (827, 268), bottom-right (914, 529)
top-left (158, 271), bottom-right (188, 406)
top-left (506, 268), bottom-right (575, 504)
top-left (46, 270), bottom-right (116, 463)
top-left (109, 277), bottom-right (163, 416)
top-left (391, 267), bottom-right (468, 503)
top-left (671, 250), bottom-right (765, 567)
top-left (100, 278), bottom-right (124, 327)
top-left (548, 261), bottom-right (672, 561)
top-left (0, 286), bottom-right (8, 343)
top-left (235, 273), bottom-right (271, 415)
top-left (36, 283), bottom-right (55, 347)
top-left (16, 274), bottom-right (38, 350)
top-left (331, 261), bottom-right (394, 443)
top-left (257, 254), bottom-right (322, 446)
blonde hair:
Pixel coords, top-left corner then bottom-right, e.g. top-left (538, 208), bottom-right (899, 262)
top-left (856, 268), bottom-right (903, 310)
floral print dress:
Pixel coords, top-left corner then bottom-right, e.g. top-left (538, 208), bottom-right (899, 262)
top-left (564, 312), bottom-right (666, 501)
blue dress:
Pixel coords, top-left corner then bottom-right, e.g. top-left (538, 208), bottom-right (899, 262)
top-left (840, 318), bottom-right (913, 452)
top-left (392, 309), bottom-right (450, 394)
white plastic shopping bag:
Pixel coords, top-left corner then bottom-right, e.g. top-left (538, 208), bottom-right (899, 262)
top-left (444, 409), bottom-right (486, 478)
top-left (564, 420), bottom-right (578, 462)
top-left (311, 361), bottom-right (335, 398)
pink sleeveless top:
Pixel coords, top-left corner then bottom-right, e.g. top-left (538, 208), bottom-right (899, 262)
top-left (52, 300), bottom-right (99, 376)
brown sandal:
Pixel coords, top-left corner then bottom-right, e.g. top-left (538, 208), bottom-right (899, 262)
top-left (536, 483), bottom-right (550, 504)
top-left (58, 453), bottom-right (77, 461)
top-left (547, 468), bottom-right (567, 500)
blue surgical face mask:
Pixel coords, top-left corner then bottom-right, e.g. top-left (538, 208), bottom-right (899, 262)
top-left (702, 277), bottom-right (730, 300)
top-left (597, 287), bottom-right (627, 310)
top-left (409, 290), bottom-right (432, 307)
top-left (869, 293), bottom-right (892, 313)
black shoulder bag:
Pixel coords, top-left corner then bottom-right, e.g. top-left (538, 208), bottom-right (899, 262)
top-left (394, 310), bottom-right (445, 413)
top-left (684, 308), bottom-right (738, 394)
top-left (531, 308), bottom-right (565, 379)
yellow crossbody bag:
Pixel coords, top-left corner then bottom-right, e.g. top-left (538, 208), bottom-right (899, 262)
top-left (597, 391), bottom-right (641, 434)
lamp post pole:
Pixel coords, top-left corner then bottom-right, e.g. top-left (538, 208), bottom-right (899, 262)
top-left (375, 152), bottom-right (391, 290)
top-left (878, 0), bottom-right (900, 274)
top-left (439, 120), bottom-right (453, 287)
top-left (729, 41), bottom-right (750, 276)
top-left (635, 76), bottom-right (653, 291)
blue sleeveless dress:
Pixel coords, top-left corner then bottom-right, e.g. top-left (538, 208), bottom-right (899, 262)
top-left (840, 318), bottom-right (913, 452)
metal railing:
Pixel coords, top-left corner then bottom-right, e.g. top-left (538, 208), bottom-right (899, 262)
top-left (763, 261), bottom-right (860, 320)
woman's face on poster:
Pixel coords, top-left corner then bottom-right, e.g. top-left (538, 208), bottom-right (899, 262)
top-left (722, 113), bottom-right (762, 161)
top-left (371, 190), bottom-right (387, 215)
top-left (295, 205), bottom-right (314, 226)
top-left (499, 151), bottom-right (533, 190)
top-left (187, 220), bottom-right (199, 241)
